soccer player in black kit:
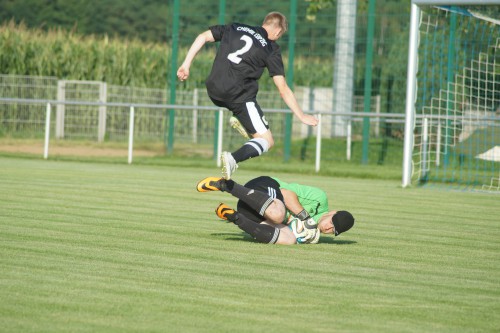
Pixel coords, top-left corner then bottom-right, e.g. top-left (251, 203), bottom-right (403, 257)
top-left (177, 12), bottom-right (318, 179)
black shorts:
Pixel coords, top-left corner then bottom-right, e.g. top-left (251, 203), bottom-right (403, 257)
top-left (236, 176), bottom-right (284, 223)
top-left (210, 97), bottom-right (269, 135)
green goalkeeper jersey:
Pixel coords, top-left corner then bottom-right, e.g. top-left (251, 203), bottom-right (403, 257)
top-left (272, 177), bottom-right (330, 224)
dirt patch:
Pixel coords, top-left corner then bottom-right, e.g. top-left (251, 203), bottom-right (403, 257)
top-left (0, 142), bottom-right (158, 157)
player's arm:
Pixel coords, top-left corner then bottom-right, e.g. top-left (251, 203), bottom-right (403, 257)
top-left (280, 188), bottom-right (305, 216)
top-left (281, 188), bottom-right (318, 230)
top-left (177, 30), bottom-right (215, 81)
top-left (272, 75), bottom-right (318, 126)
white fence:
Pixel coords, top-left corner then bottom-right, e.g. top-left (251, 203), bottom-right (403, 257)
top-left (0, 74), bottom-right (383, 142)
top-left (0, 97), bottom-right (404, 170)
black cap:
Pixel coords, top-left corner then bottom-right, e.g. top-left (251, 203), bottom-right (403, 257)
top-left (332, 211), bottom-right (354, 236)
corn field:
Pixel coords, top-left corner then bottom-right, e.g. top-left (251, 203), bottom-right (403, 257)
top-left (0, 21), bottom-right (336, 90)
top-left (0, 21), bottom-right (170, 88)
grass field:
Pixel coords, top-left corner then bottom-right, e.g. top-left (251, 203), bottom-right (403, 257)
top-left (0, 156), bottom-right (499, 332)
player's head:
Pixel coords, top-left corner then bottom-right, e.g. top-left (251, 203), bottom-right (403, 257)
top-left (318, 210), bottom-right (355, 236)
top-left (332, 211), bottom-right (354, 236)
top-left (263, 12), bottom-right (288, 40)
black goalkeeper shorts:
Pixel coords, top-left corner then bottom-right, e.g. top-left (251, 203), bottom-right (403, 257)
top-left (236, 176), bottom-right (284, 223)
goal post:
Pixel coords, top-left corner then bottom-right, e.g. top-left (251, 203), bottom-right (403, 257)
top-left (402, 0), bottom-right (500, 190)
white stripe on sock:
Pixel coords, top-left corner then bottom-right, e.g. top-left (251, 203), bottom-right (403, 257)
top-left (245, 141), bottom-right (264, 155)
top-left (259, 197), bottom-right (274, 216)
top-left (269, 228), bottom-right (280, 244)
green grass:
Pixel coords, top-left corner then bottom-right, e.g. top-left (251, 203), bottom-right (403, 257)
top-left (0, 156), bottom-right (499, 332)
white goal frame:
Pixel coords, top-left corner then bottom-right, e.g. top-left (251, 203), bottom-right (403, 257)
top-left (402, 0), bottom-right (500, 187)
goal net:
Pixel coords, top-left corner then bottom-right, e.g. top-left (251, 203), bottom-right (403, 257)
top-left (403, 1), bottom-right (500, 191)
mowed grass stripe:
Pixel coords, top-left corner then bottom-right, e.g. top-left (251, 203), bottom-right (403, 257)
top-left (0, 157), bottom-right (499, 332)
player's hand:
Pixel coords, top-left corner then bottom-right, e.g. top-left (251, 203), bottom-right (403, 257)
top-left (304, 228), bottom-right (320, 244)
top-left (289, 217), bottom-right (308, 242)
top-left (289, 217), bottom-right (319, 244)
top-left (301, 114), bottom-right (318, 126)
top-left (177, 65), bottom-right (190, 81)
top-left (302, 227), bottom-right (318, 242)
top-left (296, 224), bottom-right (320, 244)
top-left (292, 209), bottom-right (319, 244)
top-left (295, 209), bottom-right (318, 229)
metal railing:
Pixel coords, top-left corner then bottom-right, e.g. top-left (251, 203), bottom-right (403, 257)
top-left (0, 97), bottom-right (407, 172)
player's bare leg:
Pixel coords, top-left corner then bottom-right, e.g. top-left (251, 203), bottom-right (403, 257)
top-left (221, 130), bottom-right (274, 179)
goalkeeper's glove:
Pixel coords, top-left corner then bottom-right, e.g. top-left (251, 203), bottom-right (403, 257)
top-left (289, 219), bottom-right (320, 244)
top-left (306, 228), bottom-right (320, 244)
top-left (295, 209), bottom-right (318, 230)
top-left (289, 210), bottom-right (320, 244)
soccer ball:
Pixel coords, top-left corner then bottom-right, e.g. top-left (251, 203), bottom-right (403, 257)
top-left (288, 217), bottom-right (320, 244)
top-left (288, 217), bottom-right (308, 244)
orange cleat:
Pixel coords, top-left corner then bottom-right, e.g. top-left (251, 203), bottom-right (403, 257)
top-left (196, 177), bottom-right (225, 192)
top-left (215, 203), bottom-right (237, 222)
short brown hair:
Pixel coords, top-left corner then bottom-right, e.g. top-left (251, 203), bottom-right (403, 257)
top-left (263, 12), bottom-right (288, 36)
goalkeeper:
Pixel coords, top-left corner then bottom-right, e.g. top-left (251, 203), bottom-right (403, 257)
top-left (196, 176), bottom-right (354, 245)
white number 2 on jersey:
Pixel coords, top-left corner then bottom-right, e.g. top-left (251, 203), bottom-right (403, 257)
top-left (227, 35), bottom-right (253, 64)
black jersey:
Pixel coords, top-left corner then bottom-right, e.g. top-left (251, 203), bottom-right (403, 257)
top-left (205, 23), bottom-right (285, 103)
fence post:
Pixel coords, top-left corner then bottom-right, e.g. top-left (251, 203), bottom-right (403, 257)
top-left (375, 95), bottom-right (381, 137)
top-left (98, 82), bottom-right (107, 142)
top-left (347, 120), bottom-right (352, 161)
top-left (216, 109), bottom-right (223, 167)
top-left (284, 0), bottom-right (298, 162)
top-left (421, 117), bottom-right (429, 181)
top-left (362, 0), bottom-right (376, 164)
top-left (436, 121), bottom-right (441, 166)
top-left (315, 113), bottom-right (322, 172)
top-left (444, 11), bottom-right (457, 168)
top-left (128, 106), bottom-right (135, 164)
top-left (167, 0), bottom-right (180, 154)
top-left (332, 0), bottom-right (357, 138)
top-left (44, 103), bottom-right (51, 159)
top-left (56, 80), bottom-right (65, 139)
top-left (192, 88), bottom-right (198, 143)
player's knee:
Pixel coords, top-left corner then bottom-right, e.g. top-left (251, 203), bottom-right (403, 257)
top-left (254, 133), bottom-right (274, 150)
top-left (251, 137), bottom-right (271, 154)
top-left (262, 134), bottom-right (274, 149)
top-left (267, 137), bottom-right (274, 149)
top-left (276, 229), bottom-right (298, 245)
top-left (263, 200), bottom-right (285, 224)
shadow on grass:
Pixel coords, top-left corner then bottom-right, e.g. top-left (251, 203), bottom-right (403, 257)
top-left (211, 232), bottom-right (257, 242)
top-left (318, 237), bottom-right (357, 245)
top-left (211, 232), bottom-right (357, 245)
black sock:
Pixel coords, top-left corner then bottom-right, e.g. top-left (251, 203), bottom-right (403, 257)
top-left (225, 180), bottom-right (274, 216)
top-left (233, 213), bottom-right (280, 244)
top-left (232, 139), bottom-right (266, 163)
